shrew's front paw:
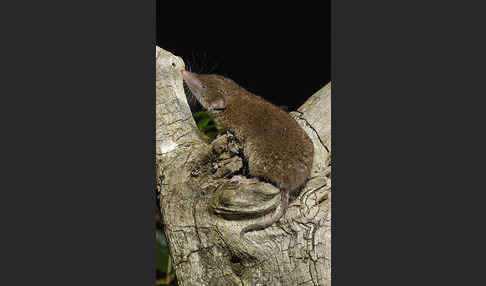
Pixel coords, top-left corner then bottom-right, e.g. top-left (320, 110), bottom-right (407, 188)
top-left (229, 175), bottom-right (259, 185)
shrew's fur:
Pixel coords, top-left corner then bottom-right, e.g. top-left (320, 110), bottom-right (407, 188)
top-left (182, 71), bottom-right (314, 236)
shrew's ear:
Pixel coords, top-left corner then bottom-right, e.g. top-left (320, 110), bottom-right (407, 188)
top-left (208, 97), bottom-right (226, 110)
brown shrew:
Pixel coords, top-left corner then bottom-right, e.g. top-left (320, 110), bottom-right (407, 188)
top-left (182, 70), bottom-right (314, 237)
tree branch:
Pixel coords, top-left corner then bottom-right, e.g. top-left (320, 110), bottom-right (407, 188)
top-left (156, 46), bottom-right (331, 286)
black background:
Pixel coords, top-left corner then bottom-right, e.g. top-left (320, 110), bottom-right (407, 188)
top-left (156, 3), bottom-right (331, 111)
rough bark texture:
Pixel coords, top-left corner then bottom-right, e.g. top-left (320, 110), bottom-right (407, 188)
top-left (156, 46), bottom-right (331, 286)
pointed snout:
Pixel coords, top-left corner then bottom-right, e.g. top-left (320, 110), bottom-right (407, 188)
top-left (181, 70), bottom-right (205, 92)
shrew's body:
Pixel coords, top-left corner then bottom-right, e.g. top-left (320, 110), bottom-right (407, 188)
top-left (182, 71), bottom-right (314, 236)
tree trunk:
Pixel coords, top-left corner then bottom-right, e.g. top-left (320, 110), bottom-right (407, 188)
top-left (156, 46), bottom-right (331, 286)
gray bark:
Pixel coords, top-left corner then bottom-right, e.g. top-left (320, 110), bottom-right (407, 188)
top-left (156, 46), bottom-right (331, 286)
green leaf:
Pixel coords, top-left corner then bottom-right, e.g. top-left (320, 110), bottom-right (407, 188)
top-left (197, 117), bottom-right (212, 130)
top-left (155, 230), bottom-right (170, 273)
top-left (205, 131), bottom-right (219, 139)
top-left (193, 111), bottom-right (211, 120)
top-left (193, 110), bottom-right (224, 138)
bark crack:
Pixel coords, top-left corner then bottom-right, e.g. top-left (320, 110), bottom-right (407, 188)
top-left (192, 198), bottom-right (202, 245)
top-left (294, 111), bottom-right (330, 153)
top-left (168, 116), bottom-right (191, 126)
